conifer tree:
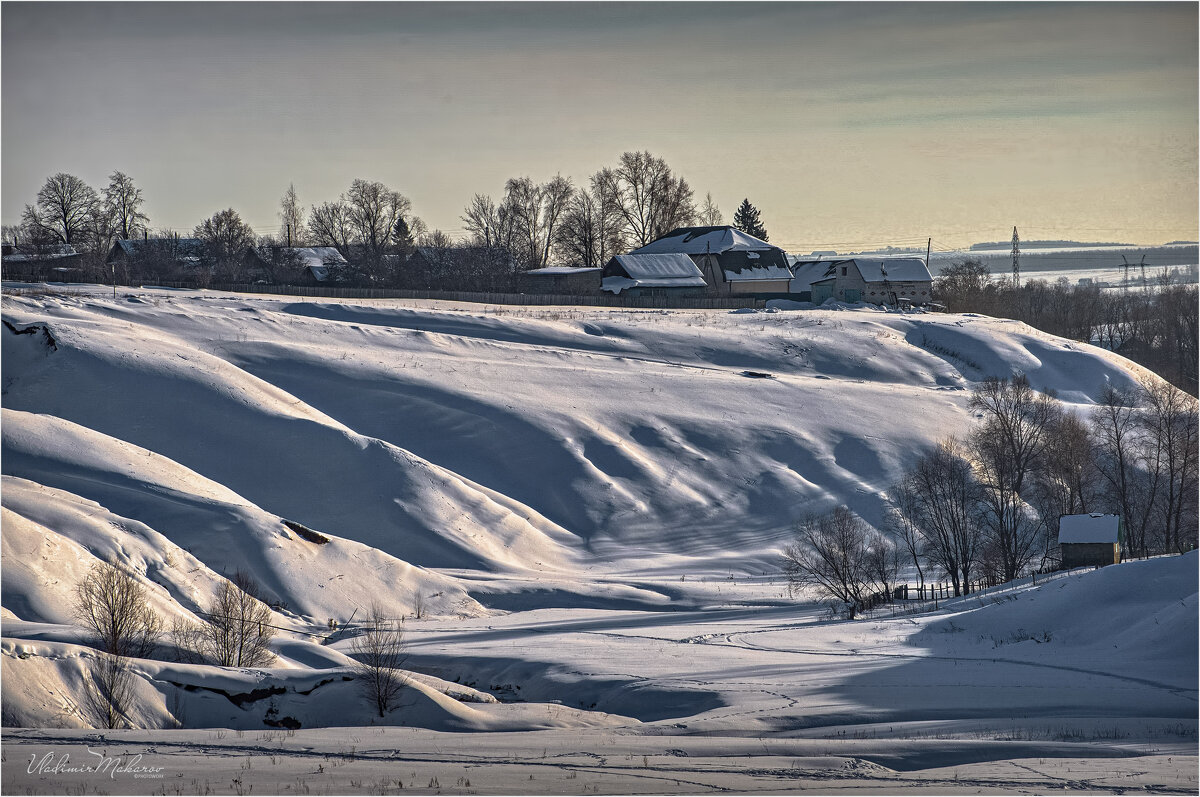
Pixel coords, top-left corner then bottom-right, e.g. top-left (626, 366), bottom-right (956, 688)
top-left (732, 198), bottom-right (768, 241)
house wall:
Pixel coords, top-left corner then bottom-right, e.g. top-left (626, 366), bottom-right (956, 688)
top-left (811, 281), bottom-right (835, 304)
top-left (1061, 542), bottom-right (1120, 569)
top-left (728, 279), bottom-right (792, 295)
top-left (832, 265), bottom-right (933, 305)
top-left (692, 254), bottom-right (727, 296)
top-left (860, 280), bottom-right (934, 304)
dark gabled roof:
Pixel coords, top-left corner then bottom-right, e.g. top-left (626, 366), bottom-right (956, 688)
top-left (109, 238), bottom-right (206, 261)
top-left (634, 226), bottom-right (781, 256)
top-left (1, 243), bottom-right (80, 261)
top-left (713, 249), bottom-right (792, 279)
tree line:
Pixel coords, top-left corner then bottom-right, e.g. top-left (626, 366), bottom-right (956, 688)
top-left (785, 373), bottom-right (1198, 617)
top-left (934, 260), bottom-right (1198, 395)
top-left (6, 155), bottom-right (772, 291)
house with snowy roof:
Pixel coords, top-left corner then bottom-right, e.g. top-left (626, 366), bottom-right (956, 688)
top-left (600, 253), bottom-right (707, 297)
top-left (107, 237), bottom-right (206, 272)
top-left (789, 257), bottom-right (933, 305)
top-left (244, 246), bottom-right (348, 284)
top-left (632, 226), bottom-right (792, 297)
top-left (1058, 513), bottom-right (1122, 569)
top-left (1, 243), bottom-right (84, 278)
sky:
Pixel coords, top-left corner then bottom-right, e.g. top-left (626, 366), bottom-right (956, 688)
top-left (2, 2), bottom-right (1196, 253)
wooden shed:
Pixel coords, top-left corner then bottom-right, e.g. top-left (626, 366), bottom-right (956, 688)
top-left (1058, 513), bottom-right (1122, 568)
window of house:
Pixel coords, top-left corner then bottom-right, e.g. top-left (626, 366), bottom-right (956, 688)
top-left (841, 267), bottom-right (847, 276)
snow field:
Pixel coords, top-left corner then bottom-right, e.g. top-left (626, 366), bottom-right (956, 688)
top-left (1, 283), bottom-right (1194, 792)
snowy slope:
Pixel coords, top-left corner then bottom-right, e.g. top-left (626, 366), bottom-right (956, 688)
top-left (1, 284), bottom-right (1180, 742)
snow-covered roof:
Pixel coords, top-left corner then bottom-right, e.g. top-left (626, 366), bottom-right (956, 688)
top-left (526, 267), bottom-right (602, 275)
top-left (720, 255), bottom-right (793, 282)
top-left (632, 226), bottom-right (779, 256)
top-left (111, 238), bottom-right (206, 260)
top-left (852, 258), bottom-right (933, 283)
top-left (789, 261), bottom-right (837, 292)
top-left (600, 254), bottom-right (707, 294)
top-left (606, 253), bottom-right (705, 281)
top-left (1059, 513), bottom-right (1120, 544)
top-left (2, 243), bottom-right (78, 259)
top-left (787, 258), bottom-right (933, 289)
top-left (249, 246), bottom-right (347, 266)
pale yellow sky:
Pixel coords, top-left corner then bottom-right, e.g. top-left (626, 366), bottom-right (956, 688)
top-left (3, 2), bottom-right (1196, 251)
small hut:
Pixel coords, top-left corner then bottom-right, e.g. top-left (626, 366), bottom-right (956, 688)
top-left (1058, 513), bottom-right (1122, 568)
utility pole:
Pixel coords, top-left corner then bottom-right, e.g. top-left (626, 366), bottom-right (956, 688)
top-left (925, 237), bottom-right (932, 274)
top-left (1011, 226), bottom-right (1020, 286)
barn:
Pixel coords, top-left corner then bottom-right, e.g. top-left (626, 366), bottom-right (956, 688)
top-left (601, 253), bottom-right (707, 297)
top-left (1059, 513), bottom-right (1122, 568)
top-left (631, 226), bottom-right (791, 296)
top-left (789, 258), bottom-right (934, 305)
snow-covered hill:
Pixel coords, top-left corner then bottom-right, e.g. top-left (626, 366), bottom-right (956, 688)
top-left (2, 284), bottom-right (1190, 762)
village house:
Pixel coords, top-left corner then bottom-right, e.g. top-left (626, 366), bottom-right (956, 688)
top-left (1, 243), bottom-right (83, 280)
top-left (243, 245), bottom-right (349, 284)
top-left (600, 253), bottom-right (708, 297)
top-left (1058, 513), bottom-right (1122, 568)
top-left (789, 257), bottom-right (934, 305)
top-left (631, 226), bottom-right (792, 297)
top-left (106, 237), bottom-right (206, 274)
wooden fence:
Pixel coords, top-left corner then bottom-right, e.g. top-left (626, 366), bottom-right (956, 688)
top-left (2, 271), bottom-right (766, 310)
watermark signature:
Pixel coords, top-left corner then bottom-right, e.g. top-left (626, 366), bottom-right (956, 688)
top-left (27, 749), bottom-right (165, 780)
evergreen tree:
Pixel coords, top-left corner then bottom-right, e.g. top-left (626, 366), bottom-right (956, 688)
top-left (732, 198), bottom-right (768, 241)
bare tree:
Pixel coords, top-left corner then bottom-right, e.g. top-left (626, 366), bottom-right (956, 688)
top-left (307, 200), bottom-right (354, 253)
top-left (1029, 410), bottom-right (1098, 566)
top-left (200, 571), bottom-right (275, 667)
top-left (1091, 384), bottom-right (1156, 557)
top-left (865, 533), bottom-right (902, 601)
top-left (783, 506), bottom-right (874, 618)
top-left (555, 173), bottom-right (627, 268)
top-left (969, 374), bottom-right (1061, 581)
top-left (698, 192), bottom-right (723, 226)
top-left (345, 178), bottom-right (417, 281)
top-left (461, 193), bottom-right (501, 249)
top-left (194, 208), bottom-right (254, 270)
top-left (1140, 378), bottom-right (1199, 553)
top-left (899, 439), bottom-right (981, 595)
top-left (884, 478), bottom-right (926, 594)
top-left (600, 151), bottom-right (697, 247)
top-left (496, 175), bottom-right (572, 269)
top-left (278, 183), bottom-right (306, 246)
top-left (103, 172), bottom-right (150, 240)
top-left (22, 173), bottom-right (99, 246)
top-left (74, 562), bottom-right (161, 728)
top-left (350, 603), bottom-right (408, 717)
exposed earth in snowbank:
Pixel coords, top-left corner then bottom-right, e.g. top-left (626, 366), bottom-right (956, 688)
top-left (2, 284), bottom-right (1194, 792)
